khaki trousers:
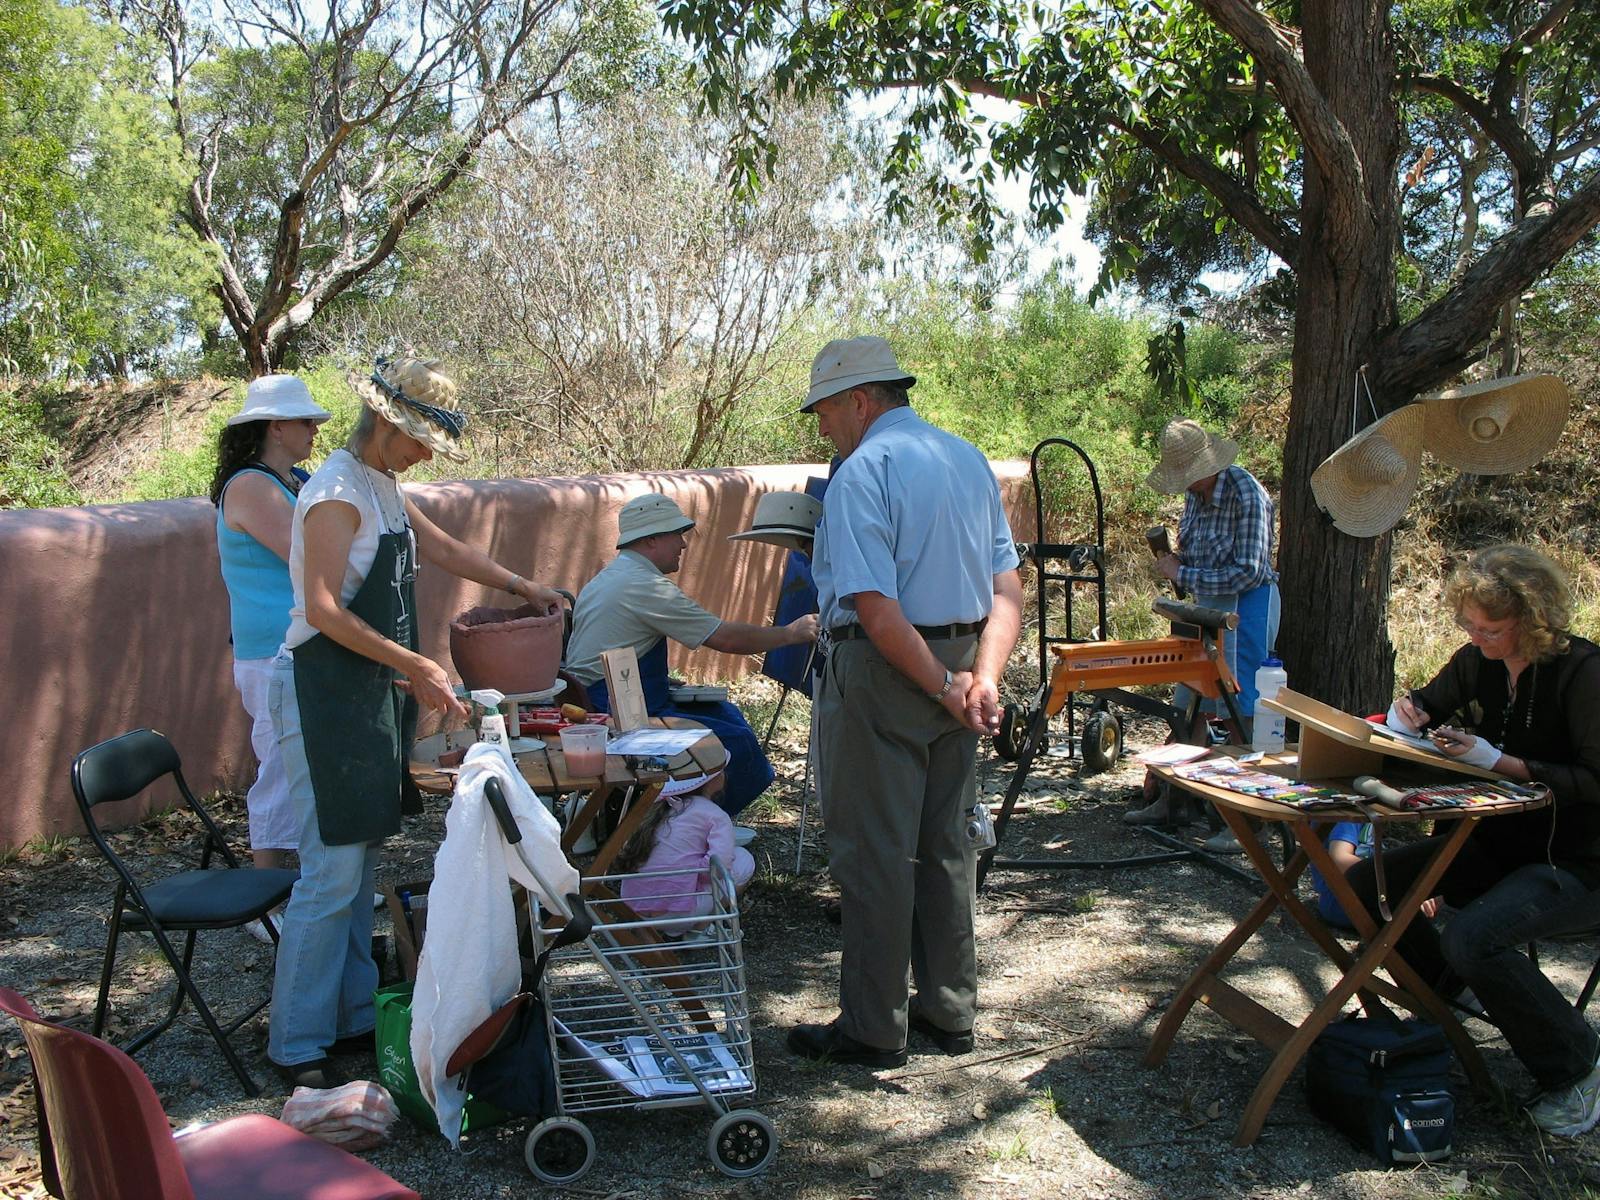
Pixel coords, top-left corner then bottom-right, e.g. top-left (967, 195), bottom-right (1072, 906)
top-left (818, 634), bottom-right (979, 1050)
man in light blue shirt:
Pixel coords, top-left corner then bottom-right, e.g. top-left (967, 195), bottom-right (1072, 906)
top-left (788, 336), bottom-right (1022, 1068)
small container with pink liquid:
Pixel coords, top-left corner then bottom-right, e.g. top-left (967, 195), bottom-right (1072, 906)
top-left (559, 723), bottom-right (609, 776)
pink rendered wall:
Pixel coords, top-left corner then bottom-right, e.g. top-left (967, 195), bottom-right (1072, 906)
top-left (0, 461), bottom-right (1034, 845)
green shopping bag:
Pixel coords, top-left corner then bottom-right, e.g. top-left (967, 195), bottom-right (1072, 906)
top-left (373, 981), bottom-right (511, 1135)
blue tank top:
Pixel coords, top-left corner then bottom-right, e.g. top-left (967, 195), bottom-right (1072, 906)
top-left (216, 466), bottom-right (305, 660)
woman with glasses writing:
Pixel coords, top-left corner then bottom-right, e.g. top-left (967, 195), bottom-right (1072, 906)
top-left (1352, 544), bottom-right (1600, 1137)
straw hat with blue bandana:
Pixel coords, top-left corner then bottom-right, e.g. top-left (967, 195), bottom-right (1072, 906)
top-left (350, 356), bottom-right (469, 462)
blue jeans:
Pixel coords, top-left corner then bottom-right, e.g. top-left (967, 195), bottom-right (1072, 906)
top-left (1347, 836), bottom-right (1600, 1090)
top-left (1174, 580), bottom-right (1280, 723)
top-left (266, 657), bottom-right (381, 1066)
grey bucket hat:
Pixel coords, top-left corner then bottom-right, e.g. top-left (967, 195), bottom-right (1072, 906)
top-left (616, 493), bottom-right (695, 548)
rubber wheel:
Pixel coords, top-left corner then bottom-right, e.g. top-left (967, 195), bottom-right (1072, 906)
top-left (525, 1117), bottom-right (596, 1185)
top-left (993, 703), bottom-right (1032, 762)
top-left (1080, 711), bottom-right (1122, 774)
top-left (707, 1109), bottom-right (778, 1178)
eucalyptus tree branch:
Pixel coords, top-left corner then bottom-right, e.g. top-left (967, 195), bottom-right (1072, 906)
top-left (1556, 133), bottom-right (1600, 163)
top-left (1410, 74), bottom-right (1539, 176)
top-left (948, 73), bottom-right (1300, 267)
top-left (1369, 169), bottom-right (1600, 400)
top-left (1193, 0), bottom-right (1368, 230)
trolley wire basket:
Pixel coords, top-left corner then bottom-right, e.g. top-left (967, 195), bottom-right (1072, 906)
top-left (482, 776), bottom-right (775, 1184)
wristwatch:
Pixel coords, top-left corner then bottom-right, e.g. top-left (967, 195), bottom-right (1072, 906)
top-left (928, 668), bottom-right (954, 702)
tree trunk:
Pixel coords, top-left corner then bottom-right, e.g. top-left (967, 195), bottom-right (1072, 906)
top-left (1276, 0), bottom-right (1402, 713)
top-left (242, 327), bottom-right (275, 380)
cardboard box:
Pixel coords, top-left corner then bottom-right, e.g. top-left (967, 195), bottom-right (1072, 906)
top-left (382, 879), bottom-right (432, 982)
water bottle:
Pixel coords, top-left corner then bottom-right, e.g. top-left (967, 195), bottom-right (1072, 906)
top-left (1252, 657), bottom-right (1289, 751)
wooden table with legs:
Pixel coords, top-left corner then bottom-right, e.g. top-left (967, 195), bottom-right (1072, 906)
top-left (1143, 749), bottom-right (1547, 1145)
top-left (411, 717), bottom-right (729, 1032)
top-left (411, 716), bottom-right (728, 881)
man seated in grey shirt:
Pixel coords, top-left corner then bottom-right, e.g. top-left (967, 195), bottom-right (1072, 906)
top-left (565, 493), bottom-right (816, 816)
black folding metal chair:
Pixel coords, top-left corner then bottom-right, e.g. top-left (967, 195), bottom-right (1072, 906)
top-left (71, 728), bottom-right (298, 1096)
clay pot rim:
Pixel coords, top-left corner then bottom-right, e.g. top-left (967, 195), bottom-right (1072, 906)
top-left (450, 603), bottom-right (563, 633)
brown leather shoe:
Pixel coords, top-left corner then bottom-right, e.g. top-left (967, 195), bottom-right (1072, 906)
top-left (786, 1020), bottom-right (906, 1068)
top-left (909, 1010), bottom-right (974, 1055)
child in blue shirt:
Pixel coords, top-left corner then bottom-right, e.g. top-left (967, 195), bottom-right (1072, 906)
top-left (1309, 822), bottom-right (1375, 928)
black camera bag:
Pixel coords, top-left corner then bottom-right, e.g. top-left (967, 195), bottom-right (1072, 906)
top-left (1304, 1013), bottom-right (1454, 1165)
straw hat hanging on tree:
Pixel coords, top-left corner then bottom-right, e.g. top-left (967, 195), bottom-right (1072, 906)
top-left (1419, 374), bottom-right (1569, 475)
top-left (1310, 404), bottom-right (1426, 538)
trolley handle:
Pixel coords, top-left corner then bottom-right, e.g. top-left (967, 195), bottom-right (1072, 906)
top-left (483, 777), bottom-right (596, 938)
top-left (484, 775), bottom-right (523, 845)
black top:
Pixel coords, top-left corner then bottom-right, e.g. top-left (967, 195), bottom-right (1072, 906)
top-left (1415, 635), bottom-right (1600, 885)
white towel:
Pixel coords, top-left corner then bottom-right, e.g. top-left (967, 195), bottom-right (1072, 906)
top-left (410, 744), bottom-right (580, 1146)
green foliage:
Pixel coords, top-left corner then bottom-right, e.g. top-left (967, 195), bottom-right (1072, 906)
top-left (737, 274), bottom-right (1256, 547)
top-left (186, 41), bottom-right (454, 306)
top-left (99, 0), bottom-right (662, 373)
top-left (0, 0), bottom-right (212, 378)
top-left (0, 389), bottom-right (83, 508)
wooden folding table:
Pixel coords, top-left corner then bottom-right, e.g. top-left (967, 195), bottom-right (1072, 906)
top-left (1142, 689), bottom-right (1549, 1145)
top-left (410, 715), bottom-right (728, 881)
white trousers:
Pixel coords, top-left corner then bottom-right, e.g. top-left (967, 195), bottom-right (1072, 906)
top-left (233, 656), bottom-right (298, 851)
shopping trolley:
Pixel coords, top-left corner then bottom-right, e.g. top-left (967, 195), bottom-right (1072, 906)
top-left (479, 776), bottom-right (775, 1184)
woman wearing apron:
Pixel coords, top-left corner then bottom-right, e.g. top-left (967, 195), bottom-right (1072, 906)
top-left (268, 357), bottom-right (562, 1088)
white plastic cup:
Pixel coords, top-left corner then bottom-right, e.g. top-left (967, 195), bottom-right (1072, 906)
top-left (559, 723), bottom-right (609, 776)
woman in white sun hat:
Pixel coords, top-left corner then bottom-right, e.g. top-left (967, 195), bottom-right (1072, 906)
top-left (266, 356), bottom-right (563, 1089)
top-left (211, 374), bottom-right (330, 896)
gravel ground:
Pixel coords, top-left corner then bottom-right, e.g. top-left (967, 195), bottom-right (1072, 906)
top-left (5, 680), bottom-right (1600, 1199)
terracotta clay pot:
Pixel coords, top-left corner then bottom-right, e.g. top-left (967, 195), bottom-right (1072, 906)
top-left (449, 603), bottom-right (564, 695)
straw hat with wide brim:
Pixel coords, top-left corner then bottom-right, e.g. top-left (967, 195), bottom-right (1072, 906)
top-left (349, 357), bottom-right (469, 463)
top-left (1420, 373), bottom-right (1569, 474)
top-left (1310, 404), bottom-right (1425, 537)
top-left (1144, 419), bottom-right (1239, 493)
top-left (728, 491), bottom-right (822, 553)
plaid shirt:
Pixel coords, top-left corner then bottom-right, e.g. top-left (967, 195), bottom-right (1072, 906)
top-left (1177, 465), bottom-right (1277, 597)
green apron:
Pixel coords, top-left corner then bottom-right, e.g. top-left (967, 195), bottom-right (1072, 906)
top-left (292, 521), bottom-right (420, 847)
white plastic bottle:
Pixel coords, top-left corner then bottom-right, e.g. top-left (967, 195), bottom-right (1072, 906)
top-left (469, 688), bottom-right (517, 769)
top-left (1251, 657), bottom-right (1289, 752)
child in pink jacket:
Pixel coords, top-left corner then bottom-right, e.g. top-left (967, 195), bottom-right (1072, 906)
top-left (616, 773), bottom-right (755, 919)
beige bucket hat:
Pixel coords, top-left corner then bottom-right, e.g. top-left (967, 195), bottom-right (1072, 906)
top-left (1420, 373), bottom-right (1569, 474)
top-left (728, 491), bottom-right (822, 553)
top-left (1145, 419), bottom-right (1239, 493)
top-left (802, 336), bottom-right (916, 412)
top-left (1310, 404), bottom-right (1425, 537)
top-left (616, 493), bottom-right (695, 548)
top-left (349, 356), bottom-right (469, 462)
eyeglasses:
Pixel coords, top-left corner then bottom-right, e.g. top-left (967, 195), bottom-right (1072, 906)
top-left (1454, 614), bottom-right (1519, 642)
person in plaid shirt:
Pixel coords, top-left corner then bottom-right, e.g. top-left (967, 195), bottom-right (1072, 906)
top-left (1127, 419), bottom-right (1281, 849)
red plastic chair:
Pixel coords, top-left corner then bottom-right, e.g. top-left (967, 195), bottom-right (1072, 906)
top-left (0, 988), bottom-right (419, 1200)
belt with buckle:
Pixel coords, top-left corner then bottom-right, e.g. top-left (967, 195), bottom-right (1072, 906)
top-left (828, 619), bottom-right (985, 643)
